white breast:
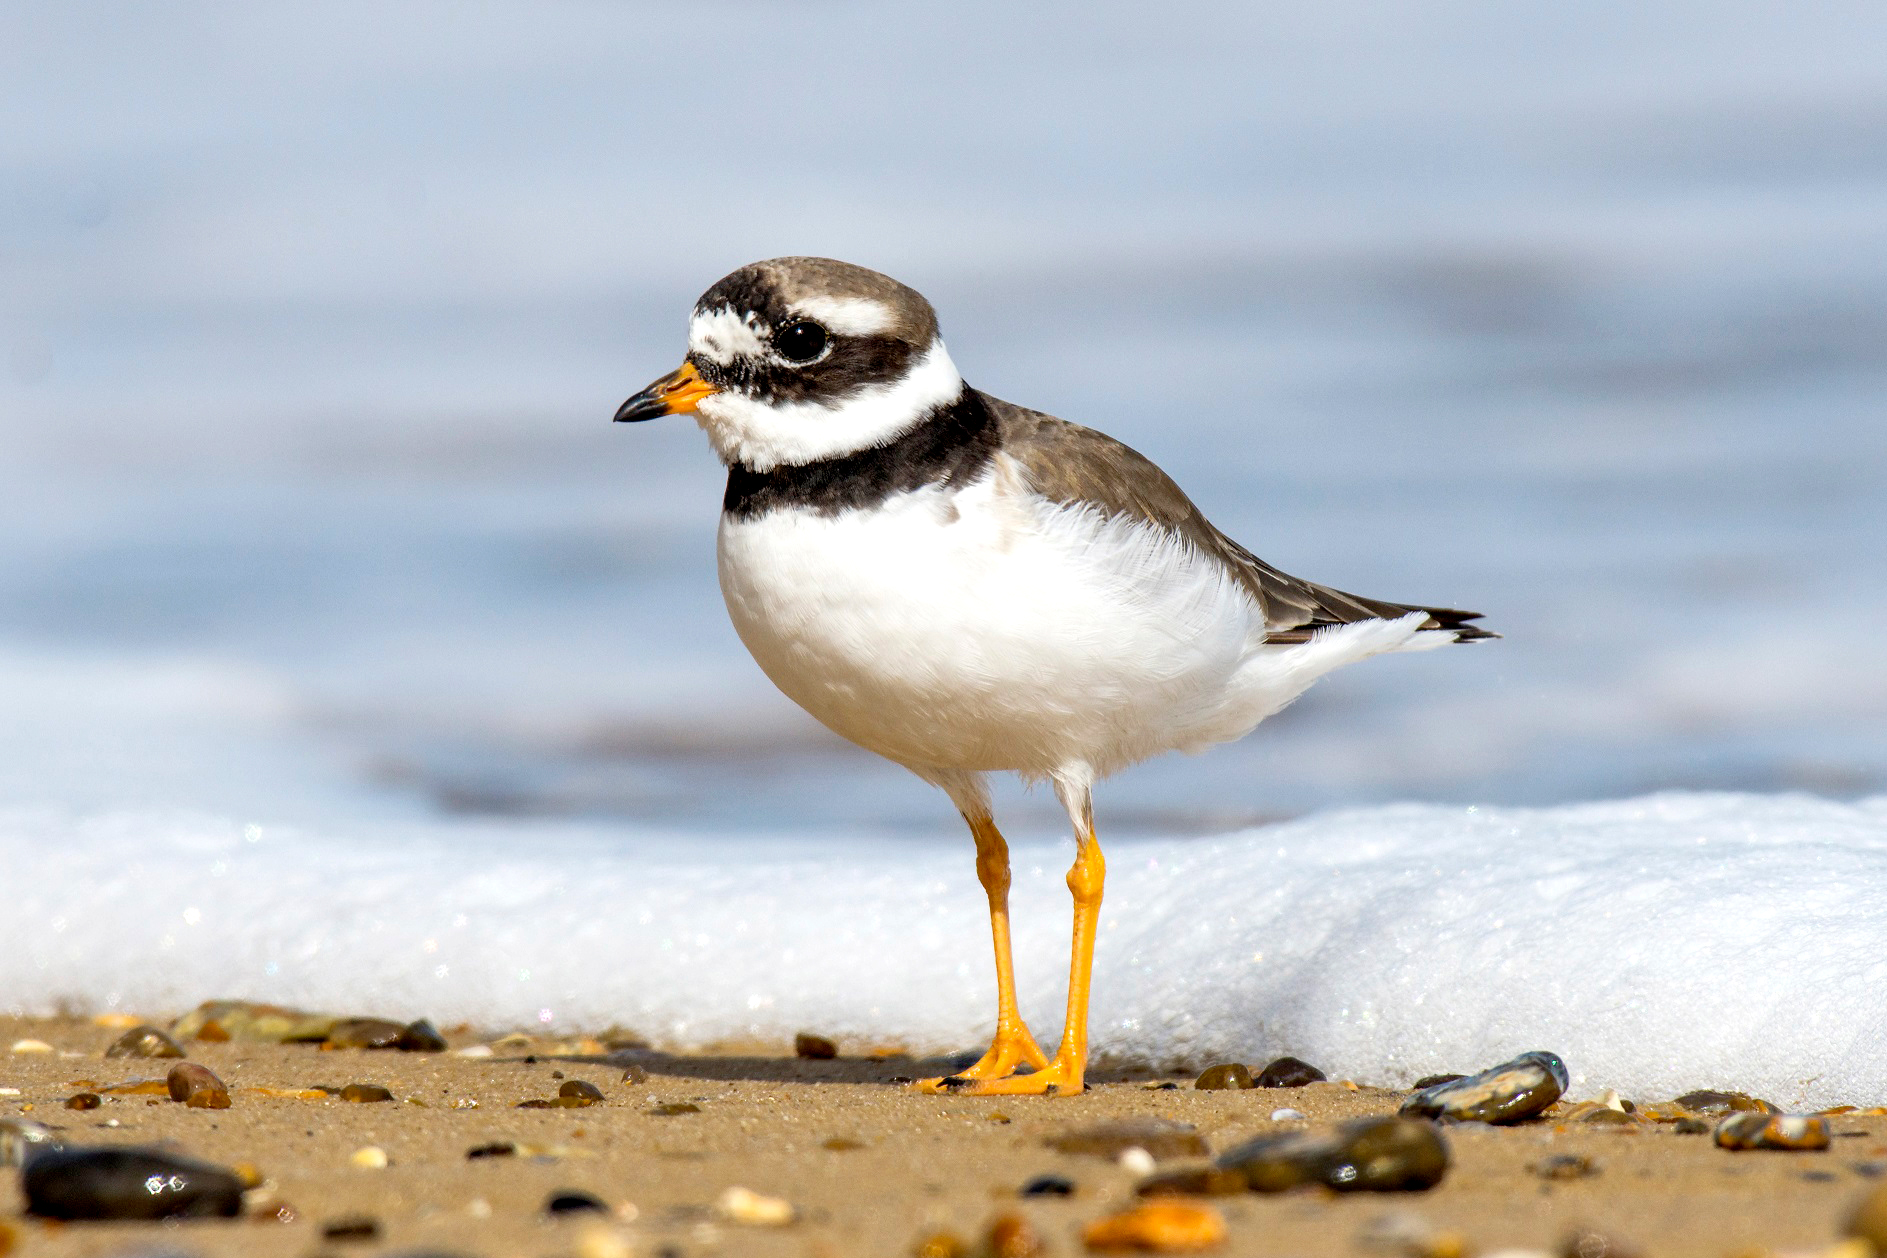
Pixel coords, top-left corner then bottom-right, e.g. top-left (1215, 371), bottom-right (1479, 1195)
top-left (716, 459), bottom-right (1419, 780)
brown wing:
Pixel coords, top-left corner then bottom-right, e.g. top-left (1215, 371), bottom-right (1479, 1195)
top-left (984, 392), bottom-right (1497, 644)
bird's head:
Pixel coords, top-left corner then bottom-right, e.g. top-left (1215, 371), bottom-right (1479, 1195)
top-left (615, 257), bottom-right (964, 471)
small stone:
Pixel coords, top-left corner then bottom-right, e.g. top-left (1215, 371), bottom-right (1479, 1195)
top-left (1083, 1201), bottom-right (1227, 1251)
top-left (1050, 1119), bottom-right (1210, 1160)
top-left (0, 1117), bottom-right (61, 1168)
top-left (560, 1079), bottom-right (606, 1105)
top-left (340, 1083), bottom-right (395, 1103)
top-left (1193, 1063), bottom-right (1254, 1090)
top-left (1136, 1166), bottom-right (1250, 1197)
top-left (1270, 1108), bottom-right (1308, 1122)
top-left (986, 1212), bottom-right (1047, 1257)
top-left (1674, 1089), bottom-right (1778, 1115)
top-left (620, 1064), bottom-right (649, 1085)
top-left (166, 1061), bottom-right (232, 1109)
top-left (466, 1142), bottom-right (518, 1159)
top-left (1021, 1173), bottom-right (1076, 1197)
top-left (716, 1185), bottom-right (796, 1226)
top-left (1847, 1179), bottom-right (1887, 1253)
top-left (350, 1145), bottom-right (390, 1169)
top-left (1399, 1051), bottom-right (1567, 1125)
top-left (576, 1222), bottom-right (638, 1258)
top-left (455, 1044), bottom-right (495, 1058)
top-left (23, 1145), bottom-right (244, 1219)
top-left (171, 999), bottom-right (339, 1044)
top-left (1410, 1076), bottom-right (1464, 1094)
top-left (326, 1018), bottom-right (408, 1049)
top-left (546, 1189), bottom-right (611, 1215)
top-left (322, 1214), bottom-right (381, 1241)
top-left (913, 1231), bottom-right (970, 1258)
top-left (1256, 1056), bottom-right (1327, 1088)
top-left (10, 1039), bottom-right (53, 1055)
top-left (1533, 1153), bottom-right (1598, 1180)
top-left (1218, 1116), bottom-right (1450, 1194)
top-left (397, 1018), bottom-right (449, 1052)
top-left (63, 1092), bottom-right (102, 1111)
top-left (650, 1101), bottom-right (702, 1115)
top-left (1673, 1117), bottom-right (1710, 1135)
top-left (795, 1032), bottom-right (839, 1059)
top-left (1713, 1112), bottom-right (1831, 1151)
top-left (105, 1025), bottom-right (186, 1059)
top-left (823, 1137), bottom-right (866, 1151)
top-left (1119, 1147), bottom-right (1159, 1177)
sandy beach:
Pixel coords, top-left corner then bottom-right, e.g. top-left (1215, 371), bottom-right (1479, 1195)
top-left (3, 1013), bottom-right (1883, 1258)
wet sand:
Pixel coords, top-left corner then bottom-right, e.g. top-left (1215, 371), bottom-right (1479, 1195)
top-left (1, 1015), bottom-right (1881, 1257)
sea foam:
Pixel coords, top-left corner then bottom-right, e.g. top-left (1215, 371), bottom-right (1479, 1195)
top-left (6, 791), bottom-right (1884, 1107)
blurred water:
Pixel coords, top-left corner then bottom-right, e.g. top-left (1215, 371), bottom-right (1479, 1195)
top-left (2, 1), bottom-right (1885, 842)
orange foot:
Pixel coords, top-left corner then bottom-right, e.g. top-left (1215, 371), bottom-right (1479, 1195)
top-left (914, 1051), bottom-right (1086, 1097)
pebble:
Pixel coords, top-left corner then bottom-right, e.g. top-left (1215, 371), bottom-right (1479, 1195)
top-left (166, 1061), bottom-right (231, 1108)
top-left (1673, 1117), bottom-right (1711, 1135)
top-left (1847, 1179), bottom-right (1887, 1252)
top-left (1119, 1147), bottom-right (1159, 1177)
top-left (1399, 1051), bottom-right (1567, 1124)
top-left (823, 1137), bottom-right (866, 1151)
top-left (1256, 1056), bottom-right (1327, 1087)
top-left (545, 1190), bottom-right (611, 1216)
top-left (985, 1213), bottom-right (1047, 1257)
top-left (715, 1185), bottom-right (796, 1226)
top-left (1193, 1063), bottom-right (1254, 1090)
top-left (1050, 1119), bottom-right (1210, 1160)
top-left (22, 1145), bottom-right (244, 1220)
top-left (327, 1018), bottom-right (408, 1049)
top-left (397, 1018), bottom-right (449, 1052)
top-left (795, 1032), bottom-right (839, 1059)
top-left (104, 1026), bottom-right (186, 1059)
top-left (1217, 1115), bottom-right (1451, 1193)
top-left (620, 1063), bottom-right (649, 1085)
top-left (351, 1145), bottom-right (390, 1169)
top-left (322, 1214), bottom-right (381, 1241)
top-left (1674, 1089), bottom-right (1778, 1115)
top-left (1270, 1108), bottom-right (1308, 1122)
top-left (560, 1079), bottom-right (606, 1105)
top-left (466, 1142), bottom-right (517, 1159)
top-left (10, 1039), bottom-right (53, 1054)
top-left (171, 999), bottom-right (340, 1044)
top-left (0, 1117), bottom-right (61, 1167)
top-left (1713, 1112), bottom-right (1831, 1151)
top-left (576, 1222), bottom-right (638, 1258)
top-left (1083, 1201), bottom-right (1227, 1252)
top-left (1021, 1173), bottom-right (1077, 1197)
top-left (1533, 1153), bottom-right (1599, 1180)
top-left (341, 1083), bottom-right (395, 1103)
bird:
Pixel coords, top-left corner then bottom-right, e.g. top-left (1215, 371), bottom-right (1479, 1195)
top-left (614, 257), bottom-right (1494, 1096)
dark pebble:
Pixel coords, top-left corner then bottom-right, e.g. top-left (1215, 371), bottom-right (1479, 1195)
top-left (1399, 1051), bottom-right (1567, 1125)
top-left (23, 1145), bottom-right (244, 1220)
top-left (1534, 1153), bottom-right (1598, 1180)
top-left (621, 1064), bottom-right (649, 1085)
top-left (795, 1032), bottom-right (839, 1060)
top-left (1048, 1119), bottom-right (1208, 1159)
top-left (326, 1018), bottom-right (409, 1050)
top-left (1256, 1056), bottom-right (1327, 1088)
top-left (650, 1102), bottom-right (702, 1116)
top-left (545, 1190), bottom-right (610, 1215)
top-left (466, 1142), bottom-right (517, 1159)
top-left (340, 1083), bottom-right (394, 1103)
top-left (1218, 1115), bottom-right (1451, 1193)
top-left (1412, 1073), bottom-right (1466, 1090)
top-left (323, 1214), bottom-right (381, 1241)
top-left (396, 1019), bottom-right (448, 1052)
top-left (166, 1061), bottom-right (231, 1109)
top-left (1674, 1117), bottom-right (1711, 1134)
top-left (1193, 1063), bottom-right (1254, 1090)
top-left (1019, 1173), bottom-right (1075, 1197)
top-left (1675, 1089), bottom-right (1777, 1115)
top-left (559, 1079), bottom-right (605, 1103)
top-left (1144, 1081), bottom-right (1180, 1091)
top-left (105, 1025), bottom-right (186, 1059)
top-left (1714, 1112), bottom-right (1831, 1151)
top-left (64, 1092), bottom-right (102, 1111)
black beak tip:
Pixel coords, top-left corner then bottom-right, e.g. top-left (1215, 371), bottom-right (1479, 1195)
top-left (613, 392), bottom-right (665, 424)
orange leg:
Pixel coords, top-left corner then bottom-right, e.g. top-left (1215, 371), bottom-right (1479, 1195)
top-left (918, 782), bottom-right (1105, 1097)
top-left (916, 812), bottom-right (1049, 1090)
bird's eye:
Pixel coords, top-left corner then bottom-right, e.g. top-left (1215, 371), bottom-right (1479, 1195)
top-left (773, 320), bottom-right (829, 364)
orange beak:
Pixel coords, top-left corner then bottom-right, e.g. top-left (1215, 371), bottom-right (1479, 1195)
top-left (614, 360), bottom-right (717, 422)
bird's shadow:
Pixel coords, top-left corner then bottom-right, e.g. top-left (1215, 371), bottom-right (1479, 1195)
top-left (525, 1048), bottom-right (1164, 1088)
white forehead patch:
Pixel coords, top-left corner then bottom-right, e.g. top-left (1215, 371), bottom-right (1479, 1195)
top-left (787, 294), bottom-right (896, 337)
top-left (688, 306), bottom-right (768, 366)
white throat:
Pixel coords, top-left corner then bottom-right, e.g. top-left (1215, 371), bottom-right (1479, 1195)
top-left (694, 337), bottom-right (965, 471)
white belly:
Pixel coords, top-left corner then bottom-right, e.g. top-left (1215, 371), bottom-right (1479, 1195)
top-left (717, 469), bottom-right (1299, 778)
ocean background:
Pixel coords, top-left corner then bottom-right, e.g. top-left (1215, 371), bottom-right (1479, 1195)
top-left (3, 1), bottom-right (1885, 1097)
